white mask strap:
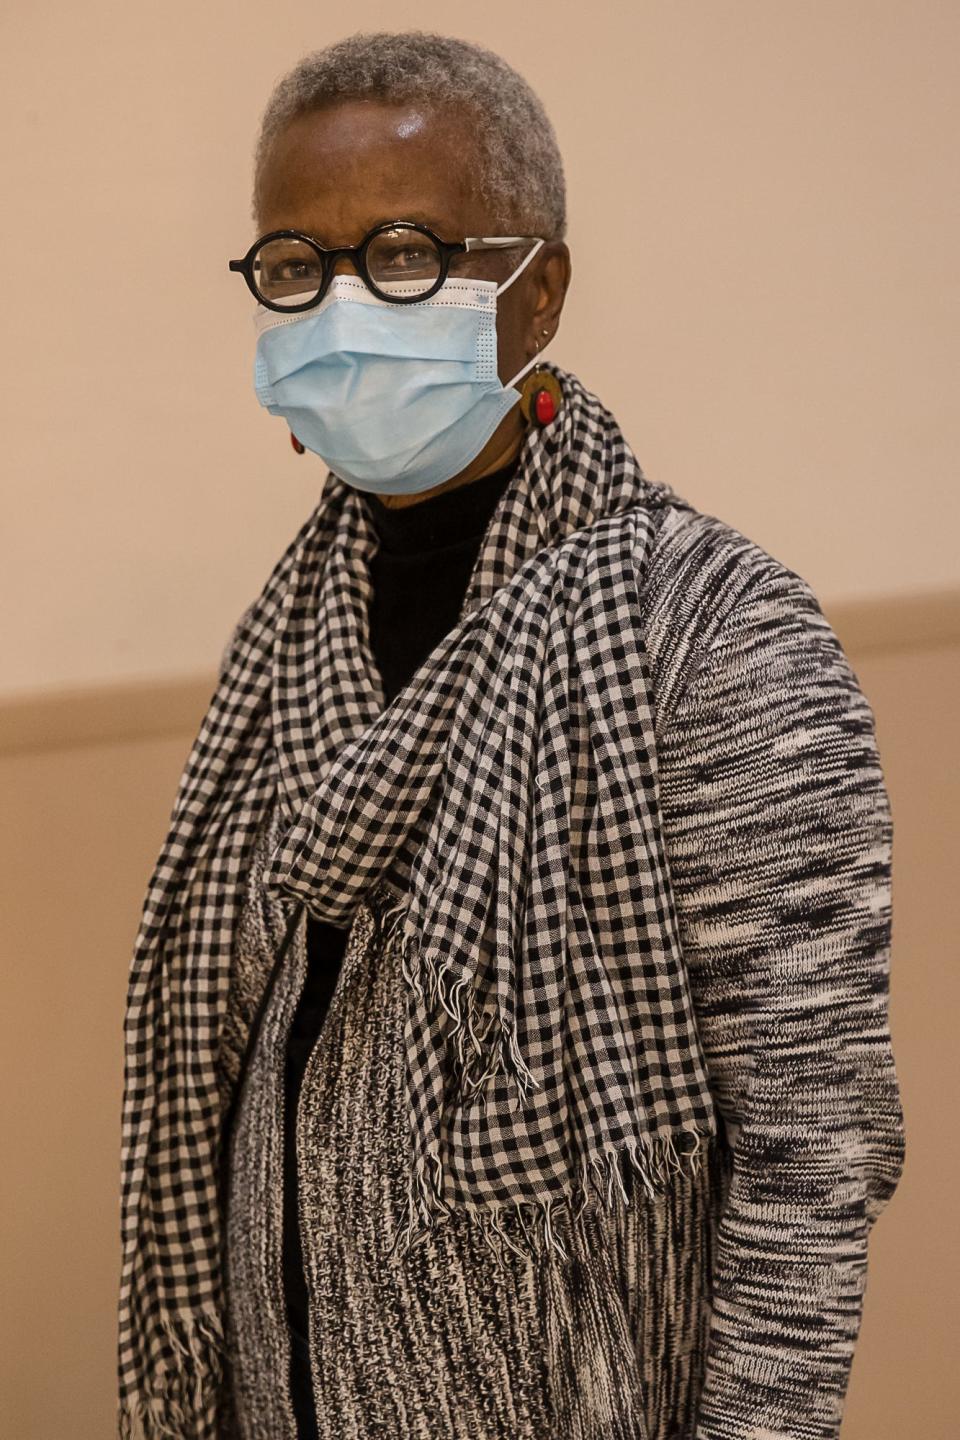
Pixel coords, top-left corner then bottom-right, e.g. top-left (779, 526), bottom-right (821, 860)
top-left (495, 237), bottom-right (546, 297)
top-left (497, 239), bottom-right (552, 390)
top-left (504, 350), bottom-right (547, 390)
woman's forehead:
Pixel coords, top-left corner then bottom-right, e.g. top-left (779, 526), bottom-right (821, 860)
top-left (256, 100), bottom-right (486, 242)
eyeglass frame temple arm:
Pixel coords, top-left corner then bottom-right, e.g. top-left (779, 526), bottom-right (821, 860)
top-left (463, 236), bottom-right (540, 251)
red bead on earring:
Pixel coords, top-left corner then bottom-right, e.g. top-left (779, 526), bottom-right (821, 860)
top-left (519, 370), bottom-right (563, 428)
top-left (534, 389), bottom-right (557, 425)
top-left (290, 432), bottom-right (306, 455)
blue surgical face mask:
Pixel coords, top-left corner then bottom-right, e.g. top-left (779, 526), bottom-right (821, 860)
top-left (252, 239), bottom-right (547, 495)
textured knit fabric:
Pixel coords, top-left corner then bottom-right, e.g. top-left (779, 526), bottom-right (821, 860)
top-left (652, 566), bottom-right (905, 1438)
top-left (281, 456), bottom-right (520, 1422)
top-left (118, 365), bottom-right (905, 1439)
top-left (224, 838), bottom-right (725, 1440)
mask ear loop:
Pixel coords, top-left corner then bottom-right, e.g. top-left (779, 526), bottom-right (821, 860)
top-left (504, 349), bottom-right (547, 390)
top-left (495, 237), bottom-right (546, 297)
top-left (494, 238), bottom-right (552, 390)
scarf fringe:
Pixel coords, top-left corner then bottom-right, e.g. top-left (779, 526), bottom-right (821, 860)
top-left (392, 906), bottom-right (541, 1108)
top-left (377, 885), bottom-right (713, 1271)
top-left (386, 1124), bottom-right (713, 1271)
top-left (118, 1309), bottom-right (227, 1439)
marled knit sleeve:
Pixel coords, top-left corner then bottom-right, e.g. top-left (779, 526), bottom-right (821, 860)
top-left (654, 565), bottom-right (906, 1440)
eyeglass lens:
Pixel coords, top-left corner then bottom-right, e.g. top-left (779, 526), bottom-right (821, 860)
top-left (252, 225), bottom-right (445, 308)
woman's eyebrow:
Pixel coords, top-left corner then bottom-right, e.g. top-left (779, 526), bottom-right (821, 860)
top-left (406, 214), bottom-right (456, 234)
top-left (350, 213), bottom-right (458, 238)
top-left (275, 215), bottom-right (459, 244)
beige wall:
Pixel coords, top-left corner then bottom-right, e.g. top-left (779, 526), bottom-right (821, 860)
top-left (2, 5), bottom-right (958, 1439)
top-left (1, 1), bottom-right (958, 699)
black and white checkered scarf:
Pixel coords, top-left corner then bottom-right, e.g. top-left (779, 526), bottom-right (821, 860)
top-left (118, 365), bottom-right (717, 1436)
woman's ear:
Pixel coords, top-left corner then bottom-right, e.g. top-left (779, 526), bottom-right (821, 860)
top-left (526, 241), bottom-right (572, 355)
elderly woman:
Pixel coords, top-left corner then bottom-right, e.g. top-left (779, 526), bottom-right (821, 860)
top-left (117, 31), bottom-right (905, 1440)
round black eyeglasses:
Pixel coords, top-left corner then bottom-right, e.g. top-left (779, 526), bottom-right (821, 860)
top-left (228, 220), bottom-right (542, 312)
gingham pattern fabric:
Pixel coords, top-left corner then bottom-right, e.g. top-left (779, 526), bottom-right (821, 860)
top-left (260, 478), bottom-right (719, 1261)
top-left (117, 366), bottom-right (717, 1435)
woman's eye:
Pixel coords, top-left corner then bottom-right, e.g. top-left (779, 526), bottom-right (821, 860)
top-left (275, 260), bottom-right (319, 281)
top-left (382, 246), bottom-right (431, 270)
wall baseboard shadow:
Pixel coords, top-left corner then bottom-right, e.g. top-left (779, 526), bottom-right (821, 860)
top-left (2, 587), bottom-right (958, 756)
top-left (0, 674), bottom-right (218, 755)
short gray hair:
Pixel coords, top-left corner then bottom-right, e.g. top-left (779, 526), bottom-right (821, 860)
top-left (252, 31), bottom-right (566, 239)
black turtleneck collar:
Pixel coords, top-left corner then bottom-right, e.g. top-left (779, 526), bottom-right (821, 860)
top-left (361, 456), bottom-right (521, 557)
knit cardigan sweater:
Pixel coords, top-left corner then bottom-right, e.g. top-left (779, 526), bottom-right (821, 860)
top-left (216, 486), bottom-right (905, 1440)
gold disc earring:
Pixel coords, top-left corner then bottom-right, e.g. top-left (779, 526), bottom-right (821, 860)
top-left (519, 365), bottom-right (563, 427)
